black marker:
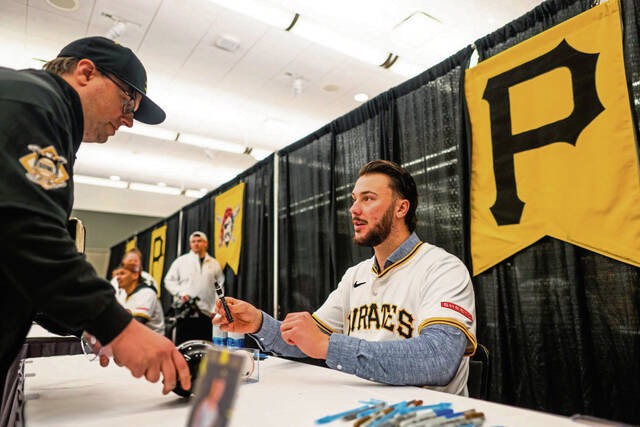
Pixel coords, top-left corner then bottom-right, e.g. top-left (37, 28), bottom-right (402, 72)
top-left (214, 281), bottom-right (234, 323)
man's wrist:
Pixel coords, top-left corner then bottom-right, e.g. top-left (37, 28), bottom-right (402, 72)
top-left (252, 311), bottom-right (264, 334)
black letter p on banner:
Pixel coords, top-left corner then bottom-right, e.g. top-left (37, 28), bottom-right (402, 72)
top-left (483, 39), bottom-right (604, 225)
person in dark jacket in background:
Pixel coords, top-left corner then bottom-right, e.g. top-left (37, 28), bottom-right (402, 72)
top-left (0, 37), bottom-right (190, 408)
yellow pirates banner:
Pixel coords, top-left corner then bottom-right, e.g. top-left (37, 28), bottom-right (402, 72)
top-left (125, 237), bottom-right (137, 253)
top-left (466, 0), bottom-right (640, 275)
top-left (149, 225), bottom-right (167, 294)
top-left (214, 182), bottom-right (245, 274)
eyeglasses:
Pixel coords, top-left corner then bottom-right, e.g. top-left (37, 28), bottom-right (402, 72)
top-left (99, 70), bottom-right (137, 115)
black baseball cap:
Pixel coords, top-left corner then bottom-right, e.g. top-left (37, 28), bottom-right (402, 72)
top-left (57, 36), bottom-right (166, 125)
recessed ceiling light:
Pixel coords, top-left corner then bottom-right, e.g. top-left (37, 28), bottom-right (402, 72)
top-left (200, 188), bottom-right (208, 193)
top-left (323, 84), bottom-right (340, 92)
top-left (354, 93), bottom-right (369, 102)
top-left (109, 175), bottom-right (120, 181)
top-left (158, 182), bottom-right (167, 187)
top-left (45, 0), bottom-right (79, 11)
top-left (214, 35), bottom-right (241, 52)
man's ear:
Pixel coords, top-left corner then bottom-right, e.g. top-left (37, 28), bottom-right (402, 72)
top-left (73, 58), bottom-right (99, 87)
top-left (396, 198), bottom-right (409, 219)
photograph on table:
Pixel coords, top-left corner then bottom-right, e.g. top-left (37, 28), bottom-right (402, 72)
top-left (187, 348), bottom-right (244, 427)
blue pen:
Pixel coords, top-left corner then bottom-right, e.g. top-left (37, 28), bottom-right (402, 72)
top-left (412, 411), bottom-right (475, 427)
top-left (369, 403), bottom-right (450, 427)
top-left (314, 399), bottom-right (385, 424)
top-left (397, 408), bottom-right (455, 427)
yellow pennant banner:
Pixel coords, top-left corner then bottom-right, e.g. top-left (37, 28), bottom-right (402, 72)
top-left (214, 182), bottom-right (245, 274)
top-left (125, 237), bottom-right (137, 253)
top-left (466, 0), bottom-right (640, 275)
top-left (149, 225), bottom-right (167, 294)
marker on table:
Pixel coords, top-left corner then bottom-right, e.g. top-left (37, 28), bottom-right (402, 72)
top-left (314, 399), bottom-right (385, 424)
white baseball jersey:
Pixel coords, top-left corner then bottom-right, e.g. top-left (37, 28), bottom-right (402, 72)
top-left (313, 241), bottom-right (476, 395)
top-left (111, 270), bottom-right (158, 305)
top-left (122, 284), bottom-right (165, 335)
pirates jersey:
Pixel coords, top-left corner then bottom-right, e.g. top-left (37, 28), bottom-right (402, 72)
top-left (313, 241), bottom-right (476, 395)
top-left (122, 285), bottom-right (165, 335)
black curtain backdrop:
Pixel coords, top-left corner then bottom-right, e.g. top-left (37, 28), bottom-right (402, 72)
top-left (106, 241), bottom-right (126, 280)
top-left (135, 226), bottom-right (152, 272)
top-left (175, 158), bottom-right (274, 314)
top-left (220, 157), bottom-right (274, 314)
top-left (278, 133), bottom-right (335, 316)
top-left (179, 195), bottom-right (214, 257)
top-left (393, 47), bottom-right (473, 263)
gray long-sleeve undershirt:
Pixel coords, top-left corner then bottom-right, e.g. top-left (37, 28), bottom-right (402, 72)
top-left (249, 312), bottom-right (467, 386)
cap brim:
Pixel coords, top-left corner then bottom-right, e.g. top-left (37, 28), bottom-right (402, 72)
top-left (134, 94), bottom-right (166, 125)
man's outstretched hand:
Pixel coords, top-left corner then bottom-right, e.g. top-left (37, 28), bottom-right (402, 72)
top-left (108, 319), bottom-right (191, 394)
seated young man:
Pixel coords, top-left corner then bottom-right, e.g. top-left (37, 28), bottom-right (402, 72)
top-left (115, 263), bottom-right (165, 335)
top-left (213, 160), bottom-right (476, 395)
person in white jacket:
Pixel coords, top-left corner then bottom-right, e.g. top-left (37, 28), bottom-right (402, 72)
top-left (164, 231), bottom-right (225, 315)
top-left (164, 231), bottom-right (225, 343)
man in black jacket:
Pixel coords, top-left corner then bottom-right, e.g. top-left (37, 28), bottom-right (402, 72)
top-left (0, 37), bottom-right (191, 403)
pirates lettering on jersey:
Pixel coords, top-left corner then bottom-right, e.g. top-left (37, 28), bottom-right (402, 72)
top-left (347, 302), bottom-right (414, 338)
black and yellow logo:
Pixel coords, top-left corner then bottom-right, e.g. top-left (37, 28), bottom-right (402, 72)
top-left (466, 0), bottom-right (640, 275)
top-left (19, 145), bottom-right (69, 190)
top-left (149, 225), bottom-right (167, 295)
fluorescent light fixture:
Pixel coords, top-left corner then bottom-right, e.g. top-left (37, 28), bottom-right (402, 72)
top-left (291, 17), bottom-right (389, 66)
top-left (119, 123), bottom-right (178, 141)
top-left (157, 182), bottom-right (166, 187)
top-left (185, 189), bottom-right (207, 199)
top-left (354, 93), bottom-right (369, 102)
top-left (200, 188), bottom-right (208, 193)
top-left (207, 0), bottom-right (296, 29)
top-left (178, 133), bottom-right (246, 154)
top-left (129, 182), bottom-right (181, 195)
top-left (390, 58), bottom-right (424, 78)
top-left (74, 174), bottom-right (128, 189)
top-left (109, 175), bottom-right (120, 181)
top-left (250, 148), bottom-right (273, 161)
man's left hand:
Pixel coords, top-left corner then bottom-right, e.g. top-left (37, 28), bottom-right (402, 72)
top-left (280, 312), bottom-right (329, 359)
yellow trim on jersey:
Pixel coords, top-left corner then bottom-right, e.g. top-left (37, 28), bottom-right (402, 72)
top-left (312, 314), bottom-right (336, 335)
top-left (418, 317), bottom-right (477, 357)
top-left (371, 242), bottom-right (424, 278)
top-left (133, 312), bottom-right (151, 321)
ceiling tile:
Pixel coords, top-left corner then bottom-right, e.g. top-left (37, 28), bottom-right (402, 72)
top-left (26, 7), bottom-right (87, 44)
top-left (29, 0), bottom-right (95, 23)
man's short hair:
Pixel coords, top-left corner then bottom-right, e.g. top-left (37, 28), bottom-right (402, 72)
top-left (117, 262), bottom-right (140, 274)
top-left (123, 247), bottom-right (143, 261)
top-left (43, 57), bottom-right (79, 75)
top-left (358, 160), bottom-right (418, 232)
top-left (190, 231), bottom-right (208, 242)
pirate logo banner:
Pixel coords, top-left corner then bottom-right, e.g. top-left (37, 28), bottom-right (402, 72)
top-left (149, 225), bottom-right (167, 293)
top-left (215, 182), bottom-right (244, 274)
top-left (466, 0), bottom-right (640, 275)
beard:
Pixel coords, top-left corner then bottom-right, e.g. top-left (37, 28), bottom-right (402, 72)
top-left (353, 204), bottom-right (394, 247)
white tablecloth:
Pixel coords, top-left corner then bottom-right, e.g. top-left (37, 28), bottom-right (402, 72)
top-left (24, 355), bottom-right (577, 426)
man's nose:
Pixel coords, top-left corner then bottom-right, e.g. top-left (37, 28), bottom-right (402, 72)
top-left (120, 114), bottom-right (134, 128)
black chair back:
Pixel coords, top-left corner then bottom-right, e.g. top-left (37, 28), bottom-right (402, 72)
top-left (467, 343), bottom-right (490, 399)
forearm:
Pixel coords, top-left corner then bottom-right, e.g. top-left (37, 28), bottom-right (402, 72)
top-left (325, 324), bottom-right (466, 386)
top-left (1, 208), bottom-right (131, 344)
top-left (248, 312), bottom-right (308, 358)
